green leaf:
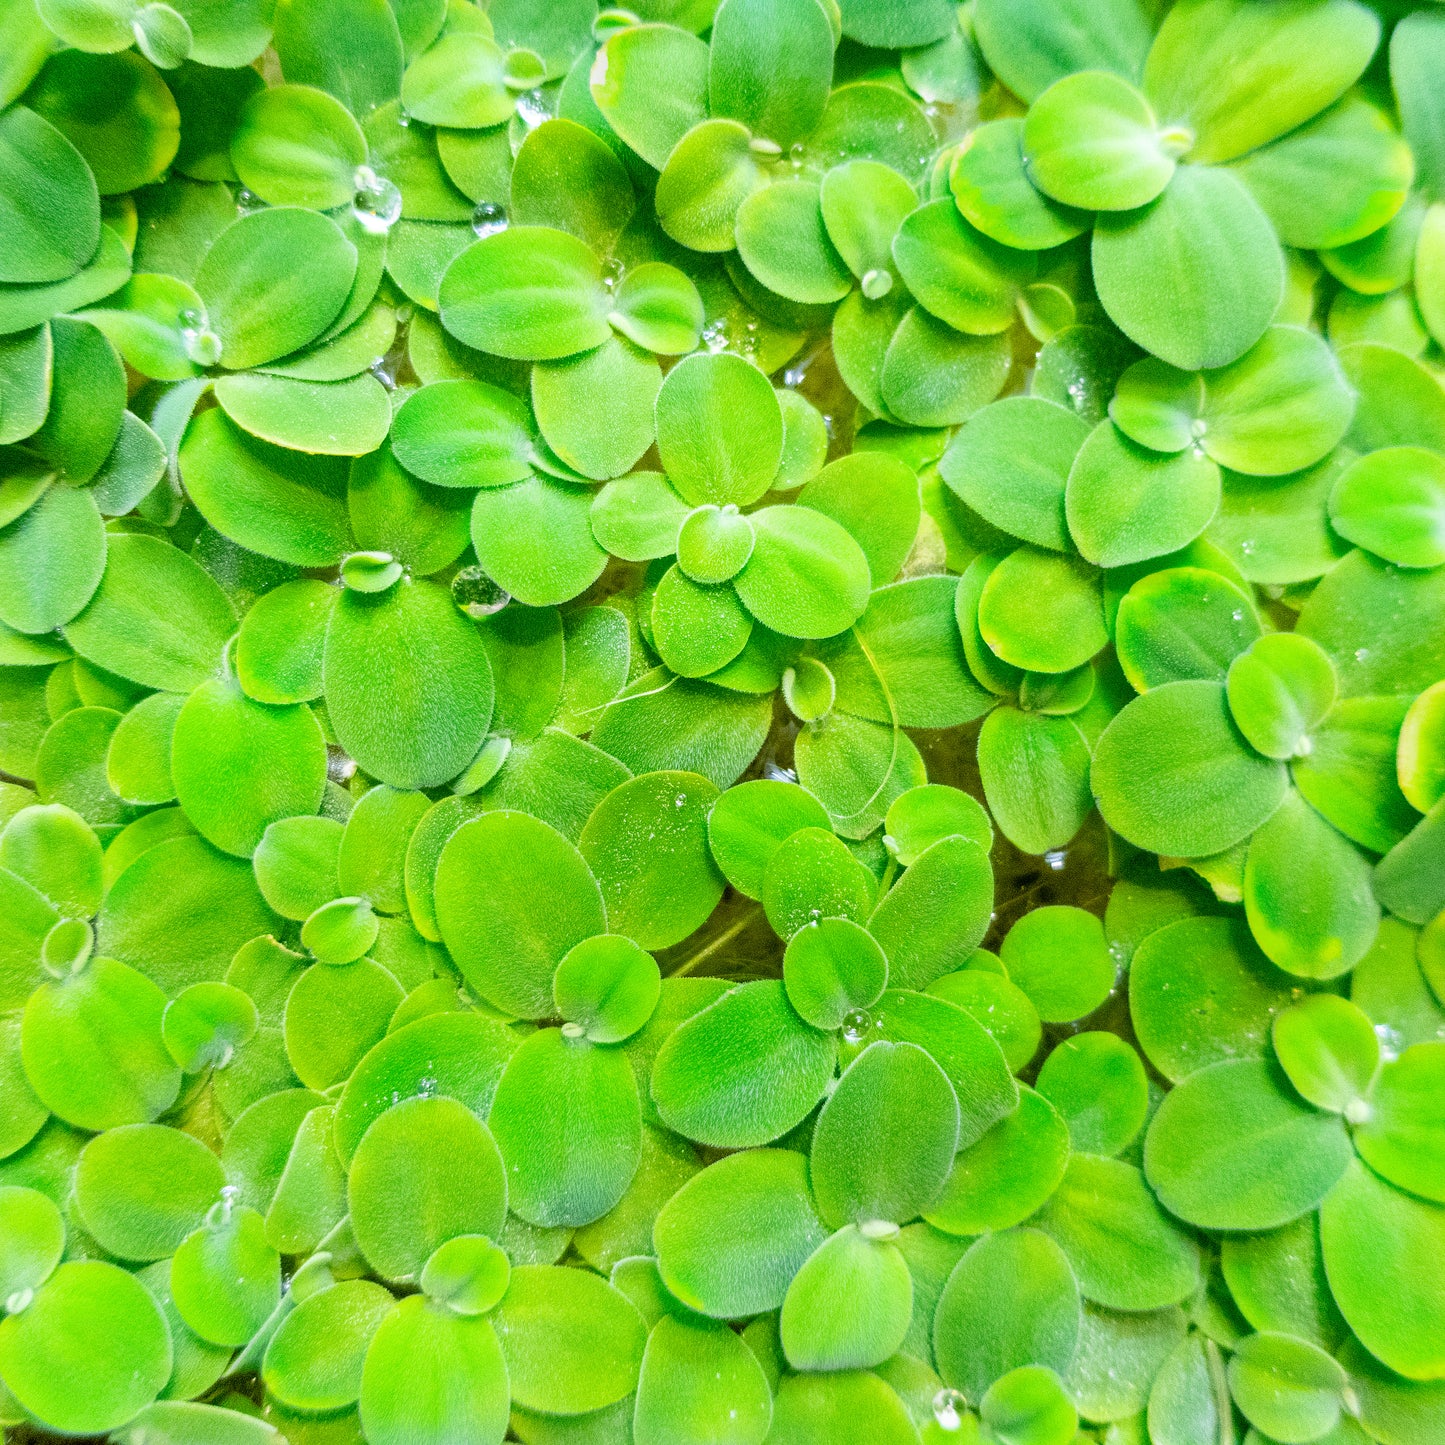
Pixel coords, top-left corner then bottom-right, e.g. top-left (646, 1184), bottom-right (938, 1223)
top-left (1272, 993), bottom-right (1379, 1119)
top-left (706, 777), bottom-right (831, 899)
top-left (1023, 72), bottom-right (1177, 212)
top-left (1226, 632), bottom-right (1336, 761)
top-left (1143, 0), bottom-right (1381, 165)
top-left (650, 979), bottom-right (837, 1148)
top-left (1035, 1032), bottom-right (1148, 1156)
top-left (0, 1186), bottom-right (63, 1299)
top-left (170, 677), bottom-right (326, 859)
top-left (1320, 1158), bottom-right (1445, 1381)
top-left (812, 1040), bottom-right (959, 1228)
top-left (655, 352), bottom-right (784, 509)
top-left (272, 0), bottom-right (403, 117)
top-left (1393, 10), bottom-right (1445, 204)
top-left (0, 1260), bottom-right (171, 1434)
top-left (654, 1147), bottom-right (827, 1318)
top-left (492, 1263), bottom-right (646, 1415)
top-left (74, 1122), bottom-right (224, 1262)
top-left (951, 119), bottom-right (1089, 252)
top-left (0, 486), bottom-right (105, 637)
top-left (1092, 679), bottom-right (1287, 857)
top-left (0, 802), bottom-right (101, 918)
top-left (973, 0), bottom-right (1152, 103)
top-left (470, 473), bottom-right (609, 606)
top-left (400, 32), bottom-right (512, 129)
top-left (765, 1369), bottom-right (920, 1445)
top-left (1034, 1154), bottom-right (1200, 1312)
top-left (100, 831), bottom-right (276, 996)
top-left (591, 23), bottom-right (710, 172)
top-left (262, 1278), bottom-right (396, 1412)
top-left (978, 546), bottom-right (1106, 673)
top-left (1229, 1331), bottom-right (1346, 1444)
top-left (554, 934), bottom-right (659, 1044)
top-left (323, 576), bottom-right (494, 790)
top-left (634, 1313), bottom-right (774, 1445)
top-left (21, 955), bottom-right (179, 1130)
top-left (978, 706), bottom-right (1094, 856)
top-left (982, 1365), bottom-right (1079, 1445)
top-left (439, 226), bottom-right (609, 361)
top-left (1113, 566), bottom-right (1260, 693)
top-left (230, 84), bottom-right (367, 209)
top-left (892, 198), bottom-right (1036, 337)
top-left (1066, 421), bottom-right (1221, 569)
top-left (1243, 790), bottom-right (1379, 980)
top-left (390, 378), bottom-right (534, 489)
top-left (780, 1224), bottom-right (913, 1371)
top-left (348, 1094), bottom-right (506, 1281)
top-left (609, 262), bottom-right (705, 355)
top-left (435, 810), bottom-right (603, 1017)
top-left (534, 335), bottom-right (660, 482)
top-left (196, 208), bottom-right (357, 370)
top-left (1144, 1058), bottom-right (1352, 1231)
top-left (359, 1295), bottom-right (509, 1445)
top-left (736, 180), bottom-right (853, 307)
top-left (1328, 446), bottom-right (1445, 570)
top-left (1353, 1042), bottom-right (1445, 1205)
top-left (212, 372), bottom-right (391, 458)
top-left (763, 824), bottom-right (876, 940)
top-left (1001, 905), bottom-right (1116, 1025)
top-left (333, 1009), bottom-right (516, 1164)
top-left (170, 1202), bottom-right (280, 1347)
top-left (709, 0), bottom-right (832, 148)
top-left (934, 1228), bottom-right (1081, 1402)
top-left (578, 771), bottom-right (722, 950)
top-left (489, 1027), bottom-right (642, 1227)
top-left (784, 917), bottom-right (888, 1032)
top-left (1093, 165), bottom-right (1284, 372)
top-left (0, 105), bottom-right (99, 287)
top-left (512, 118), bottom-right (634, 254)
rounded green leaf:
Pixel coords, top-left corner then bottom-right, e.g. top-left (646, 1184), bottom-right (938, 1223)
top-left (1229, 1331), bottom-right (1346, 1444)
top-left (196, 208), bottom-right (357, 371)
top-left (1328, 446), bottom-right (1445, 569)
top-left (979, 546), bottom-right (1107, 673)
top-left (634, 1312), bottom-right (773, 1445)
top-left (171, 677), bottom-right (326, 859)
top-left (1065, 421), bottom-right (1221, 569)
top-left (1353, 1042), bottom-right (1445, 1205)
top-left (1226, 632), bottom-right (1337, 761)
top-left (533, 335), bottom-right (660, 482)
top-left (733, 504), bottom-right (871, 640)
top-left (1023, 71), bottom-right (1177, 212)
top-left (1035, 1032), bottom-right (1149, 1156)
top-left (323, 576), bottom-right (494, 790)
top-left (736, 180), bottom-right (853, 307)
top-left (655, 352), bottom-right (784, 510)
top-left (489, 1027), bottom-right (641, 1227)
top-left (1144, 1058), bottom-right (1352, 1231)
top-left (1093, 165), bottom-right (1284, 372)
top-left (75, 1122), bottom-right (224, 1262)
top-left (0, 105), bottom-right (100, 286)
top-left (706, 778), bottom-right (831, 899)
top-left (554, 933), bottom-right (660, 1044)
top-left (348, 1094), bottom-right (507, 1282)
top-left (812, 1040), bottom-right (959, 1229)
top-left (21, 955), bottom-right (180, 1130)
top-left (170, 1202), bottom-right (280, 1348)
top-left (262, 1278), bottom-right (396, 1413)
top-left (650, 979), bottom-right (837, 1149)
top-left (784, 917), bottom-right (888, 1033)
top-left (1092, 679), bottom-right (1288, 857)
top-left (951, 119), bottom-right (1089, 252)
top-left (933, 1228), bottom-right (1081, 1403)
top-left (0, 1260), bottom-right (171, 1435)
top-left (491, 1263), bottom-right (646, 1415)
top-left (1272, 994), bottom-right (1379, 1117)
top-left (0, 1186), bottom-right (63, 1299)
top-left (1320, 1158), bottom-right (1445, 1382)
top-left (654, 1147), bottom-right (828, 1319)
top-left (435, 809), bottom-right (604, 1018)
top-left (1000, 911), bottom-right (1118, 1035)
top-left (359, 1294), bottom-right (509, 1445)
top-left (1113, 566), bottom-right (1260, 693)
top-left (390, 378), bottom-right (534, 490)
top-left (438, 226), bottom-right (609, 361)
top-left (1244, 790), bottom-right (1379, 980)
top-left (230, 84), bottom-right (367, 209)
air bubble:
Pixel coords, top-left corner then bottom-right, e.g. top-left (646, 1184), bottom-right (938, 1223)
top-left (471, 201), bottom-right (508, 238)
top-left (602, 256), bottom-right (625, 292)
top-left (1044, 849), bottom-right (1067, 871)
top-left (235, 187), bottom-right (265, 214)
top-left (1354, 648), bottom-right (1370, 662)
top-left (763, 762), bottom-right (798, 783)
top-left (351, 165), bottom-right (401, 235)
top-left (1375, 1023), bottom-right (1403, 1062)
top-left (183, 326), bottom-right (222, 366)
top-left (5, 1290), bottom-right (33, 1315)
top-left (841, 1008), bottom-right (873, 1044)
top-left (932, 1387), bottom-right (966, 1431)
top-left (514, 88), bottom-right (550, 132)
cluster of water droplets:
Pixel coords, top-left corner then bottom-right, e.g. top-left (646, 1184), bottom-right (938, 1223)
top-left (351, 164), bottom-right (403, 236)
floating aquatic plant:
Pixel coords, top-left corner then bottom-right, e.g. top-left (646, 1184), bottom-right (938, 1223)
top-left (0, 0), bottom-right (1443, 1441)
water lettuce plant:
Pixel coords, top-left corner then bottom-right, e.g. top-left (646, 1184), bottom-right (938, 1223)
top-left (0, 0), bottom-right (1444, 1441)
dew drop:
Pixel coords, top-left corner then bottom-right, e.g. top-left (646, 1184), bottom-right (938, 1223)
top-left (235, 186), bottom-right (265, 214)
top-left (1354, 648), bottom-right (1370, 662)
top-left (351, 165), bottom-right (402, 235)
top-left (1240, 539), bottom-right (1256, 556)
top-left (860, 267), bottom-right (893, 300)
top-left (471, 200), bottom-right (509, 238)
top-left (841, 1008), bottom-right (873, 1045)
top-left (702, 318), bottom-right (731, 352)
top-left (763, 762), bottom-right (798, 783)
top-left (1231, 609), bottom-right (1244, 622)
top-left (514, 88), bottom-right (550, 132)
top-left (932, 1387), bottom-right (966, 1432)
top-left (602, 255), bottom-right (625, 292)
top-left (1344, 1097), bottom-right (1372, 1125)
top-left (1044, 848), bottom-right (1067, 872)
top-left (1190, 417), bottom-right (1207, 439)
top-left (5, 1290), bottom-right (33, 1316)
top-left (183, 325), bottom-right (222, 366)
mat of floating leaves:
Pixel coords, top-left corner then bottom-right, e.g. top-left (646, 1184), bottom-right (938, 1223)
top-left (0, 0), bottom-right (1443, 1442)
